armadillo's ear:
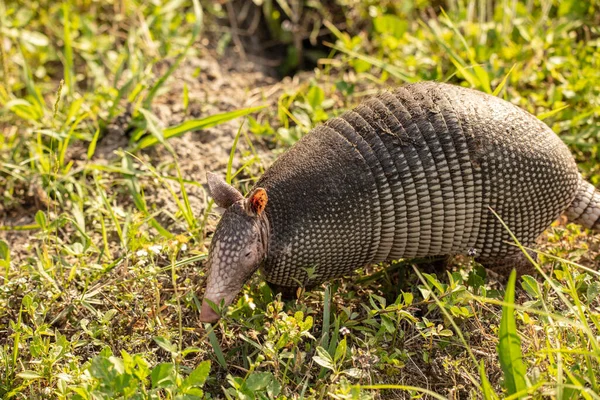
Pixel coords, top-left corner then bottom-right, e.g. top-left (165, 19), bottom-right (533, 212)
top-left (206, 172), bottom-right (243, 208)
top-left (245, 187), bottom-right (268, 216)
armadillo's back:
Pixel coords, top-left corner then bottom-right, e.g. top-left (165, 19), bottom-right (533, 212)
top-left (257, 82), bottom-right (580, 287)
top-left (255, 122), bottom-right (381, 286)
top-left (431, 83), bottom-right (579, 257)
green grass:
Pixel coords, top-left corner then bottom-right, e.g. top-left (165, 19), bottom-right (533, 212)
top-left (1, 0), bottom-right (599, 398)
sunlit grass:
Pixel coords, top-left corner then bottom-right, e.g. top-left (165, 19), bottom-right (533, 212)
top-left (0, 0), bottom-right (599, 398)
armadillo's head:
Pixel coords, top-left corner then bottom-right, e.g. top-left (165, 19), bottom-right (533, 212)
top-left (200, 172), bottom-right (269, 323)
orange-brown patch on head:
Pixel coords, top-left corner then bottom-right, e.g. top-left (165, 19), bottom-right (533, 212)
top-left (247, 188), bottom-right (268, 216)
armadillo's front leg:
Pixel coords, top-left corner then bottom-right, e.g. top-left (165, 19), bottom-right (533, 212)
top-left (476, 249), bottom-right (538, 277)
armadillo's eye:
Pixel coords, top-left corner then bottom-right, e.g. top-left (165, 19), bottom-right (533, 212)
top-left (244, 251), bottom-right (252, 258)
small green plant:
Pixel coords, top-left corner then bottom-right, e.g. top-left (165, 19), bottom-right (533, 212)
top-left (312, 337), bottom-right (363, 382)
top-left (70, 348), bottom-right (211, 399)
top-left (225, 371), bottom-right (281, 399)
top-left (274, 82), bottom-right (336, 145)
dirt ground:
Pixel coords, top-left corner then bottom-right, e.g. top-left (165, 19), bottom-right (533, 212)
top-left (0, 46), bottom-right (298, 260)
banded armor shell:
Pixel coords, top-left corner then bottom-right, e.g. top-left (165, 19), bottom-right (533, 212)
top-left (254, 82), bottom-right (586, 287)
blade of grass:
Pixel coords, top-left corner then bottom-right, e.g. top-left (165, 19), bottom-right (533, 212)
top-left (18, 44), bottom-right (45, 118)
top-left (318, 285), bottom-right (332, 379)
top-left (226, 121), bottom-right (245, 183)
top-left (62, 2), bottom-right (74, 97)
top-left (511, 244), bottom-right (600, 278)
top-left (142, 0), bottom-right (203, 108)
top-left (439, 8), bottom-right (492, 93)
top-left (492, 64), bottom-right (517, 97)
top-left (490, 208), bottom-right (600, 355)
top-left (60, 112), bottom-right (89, 169)
top-left (480, 361), bottom-right (499, 400)
top-left (449, 56), bottom-right (480, 89)
top-left (183, 82), bottom-right (189, 111)
top-left (497, 269), bottom-right (528, 397)
top-left (564, 369), bottom-right (595, 400)
top-left (0, 10), bottom-right (9, 98)
top-left (5, 99), bottom-right (43, 121)
top-left (107, 75), bottom-right (136, 121)
top-left (537, 105), bottom-right (570, 120)
top-left (174, 161), bottom-right (196, 231)
top-left (122, 155), bottom-right (172, 238)
top-left (52, 79), bottom-right (64, 120)
top-left (322, 19), bottom-right (351, 47)
top-left (138, 108), bottom-right (172, 152)
top-left (126, 152), bottom-right (196, 231)
top-left (242, 129), bottom-right (265, 175)
top-left (98, 214), bottom-right (112, 261)
top-left (0, 240), bottom-right (10, 285)
top-left (356, 384), bottom-right (449, 399)
top-left (0, 224), bottom-right (40, 231)
top-left (134, 105), bottom-right (265, 151)
top-left (112, 52), bottom-right (128, 88)
top-left (206, 326), bottom-right (227, 369)
top-left (321, 284), bottom-right (331, 349)
top-left (87, 128), bottom-right (102, 159)
top-left (230, 156), bottom-right (261, 181)
top-left (469, 295), bottom-right (598, 337)
top-left (324, 42), bottom-right (416, 83)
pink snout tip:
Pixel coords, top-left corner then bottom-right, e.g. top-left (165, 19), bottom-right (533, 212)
top-left (199, 299), bottom-right (221, 323)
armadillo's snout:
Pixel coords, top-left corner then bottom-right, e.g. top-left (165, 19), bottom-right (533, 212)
top-left (200, 299), bottom-right (221, 323)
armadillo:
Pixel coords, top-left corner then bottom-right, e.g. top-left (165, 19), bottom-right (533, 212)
top-left (199, 81), bottom-right (600, 323)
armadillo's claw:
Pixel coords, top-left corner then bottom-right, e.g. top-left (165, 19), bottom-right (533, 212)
top-left (199, 300), bottom-right (221, 323)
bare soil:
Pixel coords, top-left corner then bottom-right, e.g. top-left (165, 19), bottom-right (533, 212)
top-left (0, 46), bottom-right (293, 259)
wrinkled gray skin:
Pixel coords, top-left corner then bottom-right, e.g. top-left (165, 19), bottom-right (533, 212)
top-left (200, 172), bottom-right (269, 323)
